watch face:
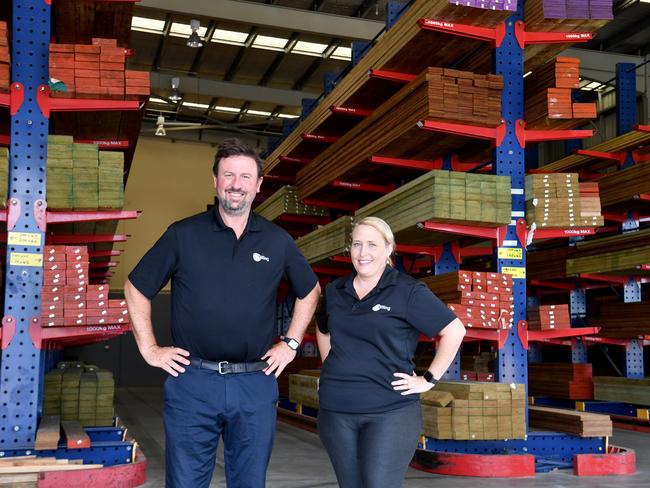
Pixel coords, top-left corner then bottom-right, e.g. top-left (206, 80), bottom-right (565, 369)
top-left (285, 338), bottom-right (299, 350)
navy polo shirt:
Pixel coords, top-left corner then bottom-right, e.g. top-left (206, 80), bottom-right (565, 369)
top-left (317, 266), bottom-right (456, 414)
top-left (128, 207), bottom-right (318, 363)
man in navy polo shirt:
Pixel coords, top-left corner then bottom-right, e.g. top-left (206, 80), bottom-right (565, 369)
top-left (124, 138), bottom-right (320, 488)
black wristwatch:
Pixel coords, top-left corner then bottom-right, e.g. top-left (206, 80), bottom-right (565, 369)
top-left (281, 336), bottom-right (300, 351)
top-left (423, 370), bottom-right (438, 386)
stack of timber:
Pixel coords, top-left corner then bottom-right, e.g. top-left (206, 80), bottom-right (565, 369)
top-left (296, 68), bottom-right (504, 201)
top-left (420, 270), bottom-right (514, 329)
top-left (525, 173), bottom-right (604, 228)
top-left (597, 163), bottom-right (650, 211)
top-left (542, 128), bottom-right (650, 173)
top-left (525, 57), bottom-right (597, 129)
top-left (527, 304), bottom-right (571, 330)
top-left (264, 0), bottom-right (512, 175)
top-left (0, 147), bottom-right (8, 208)
top-left (579, 182), bottom-right (602, 217)
top-left (421, 381), bottom-right (526, 440)
top-left (593, 377), bottom-right (650, 406)
top-left (460, 352), bottom-right (494, 381)
top-left (589, 302), bottom-right (650, 338)
top-left (0, 21), bottom-right (8, 92)
top-left (255, 186), bottom-right (329, 222)
top-left (528, 406), bottom-right (612, 437)
top-left (566, 242), bottom-right (650, 276)
top-left (46, 135), bottom-right (125, 210)
top-left (446, 0), bottom-right (516, 11)
top-left (288, 370), bottom-right (320, 409)
top-left (353, 170), bottom-right (511, 245)
top-left (43, 362), bottom-right (116, 426)
top-left (524, 0), bottom-right (613, 30)
top-left (529, 362), bottom-right (594, 399)
top-left (49, 39), bottom-right (149, 99)
top-left (295, 216), bottom-right (354, 264)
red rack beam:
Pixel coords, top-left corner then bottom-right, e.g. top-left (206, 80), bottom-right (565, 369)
top-left (301, 133), bottom-right (339, 143)
top-left (517, 320), bottom-right (600, 349)
top-left (528, 227), bottom-right (598, 241)
top-left (418, 220), bottom-right (517, 247)
top-left (263, 174), bottom-right (295, 184)
top-left (578, 273), bottom-right (638, 285)
top-left (279, 155), bottom-right (311, 165)
top-left (89, 250), bottom-right (122, 258)
top-left (515, 120), bottom-right (593, 147)
top-left (89, 261), bottom-right (118, 269)
top-left (74, 139), bottom-right (131, 149)
top-left (529, 279), bottom-right (611, 291)
top-left (635, 125), bottom-right (650, 133)
top-left (330, 255), bottom-right (352, 264)
top-left (634, 194), bottom-right (650, 202)
top-left (0, 134), bottom-right (8, 146)
top-left (37, 85), bottom-right (142, 118)
top-left (514, 21), bottom-right (593, 47)
top-left (46, 210), bottom-right (139, 224)
top-left (368, 69), bottom-right (416, 84)
top-left (418, 18), bottom-right (506, 47)
top-left (575, 149), bottom-right (626, 164)
top-left (330, 180), bottom-right (395, 193)
top-left (302, 198), bottom-right (358, 212)
top-left (395, 244), bottom-right (439, 257)
top-left (330, 105), bottom-right (372, 117)
top-left (276, 214), bottom-right (330, 225)
top-left (418, 119), bottom-right (506, 146)
top-left (45, 234), bottom-right (129, 244)
top-left (369, 155), bottom-right (442, 171)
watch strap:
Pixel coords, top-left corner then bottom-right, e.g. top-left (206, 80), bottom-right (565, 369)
top-left (423, 370), bottom-right (438, 385)
top-left (282, 336), bottom-right (300, 351)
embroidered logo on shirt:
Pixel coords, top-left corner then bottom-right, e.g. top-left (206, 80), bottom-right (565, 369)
top-left (252, 252), bottom-right (270, 263)
top-left (372, 304), bottom-right (391, 312)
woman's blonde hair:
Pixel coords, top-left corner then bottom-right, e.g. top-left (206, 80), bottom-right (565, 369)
top-left (352, 216), bottom-right (395, 266)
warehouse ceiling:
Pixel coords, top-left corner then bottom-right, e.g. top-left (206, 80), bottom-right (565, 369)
top-left (129, 0), bottom-right (650, 142)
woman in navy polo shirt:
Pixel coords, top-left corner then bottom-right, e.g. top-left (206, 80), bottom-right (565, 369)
top-left (316, 216), bottom-right (466, 488)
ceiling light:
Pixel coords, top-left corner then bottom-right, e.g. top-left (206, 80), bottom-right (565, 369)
top-left (155, 115), bottom-right (166, 137)
top-left (187, 19), bottom-right (203, 48)
top-left (168, 77), bottom-right (183, 102)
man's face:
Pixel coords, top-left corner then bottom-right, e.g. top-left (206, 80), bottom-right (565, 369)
top-left (213, 155), bottom-right (263, 216)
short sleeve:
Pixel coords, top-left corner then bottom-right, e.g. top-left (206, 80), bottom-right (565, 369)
top-left (128, 225), bottom-right (178, 299)
top-left (316, 290), bottom-right (328, 334)
top-left (283, 234), bottom-right (318, 299)
top-left (406, 282), bottom-right (457, 338)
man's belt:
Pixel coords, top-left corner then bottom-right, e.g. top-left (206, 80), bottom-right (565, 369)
top-left (189, 357), bottom-right (268, 374)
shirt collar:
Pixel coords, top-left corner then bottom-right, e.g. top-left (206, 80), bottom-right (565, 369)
top-left (211, 206), bottom-right (261, 233)
top-left (337, 265), bottom-right (400, 298)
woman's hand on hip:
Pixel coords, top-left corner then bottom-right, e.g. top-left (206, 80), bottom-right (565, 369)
top-left (391, 372), bottom-right (434, 395)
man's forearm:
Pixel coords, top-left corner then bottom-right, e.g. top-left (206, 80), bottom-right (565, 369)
top-left (124, 280), bottom-right (158, 356)
top-left (285, 284), bottom-right (320, 342)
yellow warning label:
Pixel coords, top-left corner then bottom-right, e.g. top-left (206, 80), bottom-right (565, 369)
top-left (498, 247), bottom-right (523, 260)
top-left (501, 266), bottom-right (526, 279)
top-left (7, 232), bottom-right (42, 247)
top-left (9, 252), bottom-right (43, 267)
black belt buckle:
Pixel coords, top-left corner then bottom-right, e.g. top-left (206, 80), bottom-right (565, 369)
top-left (218, 361), bottom-right (229, 374)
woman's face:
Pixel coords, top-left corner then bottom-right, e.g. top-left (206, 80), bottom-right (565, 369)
top-left (350, 224), bottom-right (392, 279)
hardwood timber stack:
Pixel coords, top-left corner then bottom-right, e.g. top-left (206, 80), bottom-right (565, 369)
top-left (528, 406), bottom-right (612, 437)
top-left (589, 302), bottom-right (650, 338)
top-left (0, 21), bottom-right (8, 92)
top-left (421, 381), bottom-right (526, 440)
top-left (527, 304), bottom-right (571, 330)
top-left (524, 0), bottom-right (613, 30)
top-left (420, 271), bottom-right (514, 329)
top-left (255, 186), bottom-right (329, 222)
top-left (296, 68), bottom-right (503, 201)
top-left (0, 147), bottom-right (8, 208)
top-left (566, 243), bottom-right (650, 275)
top-left (296, 217), bottom-right (353, 264)
top-left (525, 173), bottom-right (604, 228)
top-left (529, 363), bottom-right (593, 399)
top-left (525, 57), bottom-right (597, 129)
top-left (593, 377), bottom-right (650, 406)
top-left (353, 170), bottom-right (511, 244)
top-left (597, 163), bottom-right (650, 210)
top-left (49, 38), bottom-right (149, 99)
top-left (288, 371), bottom-right (321, 409)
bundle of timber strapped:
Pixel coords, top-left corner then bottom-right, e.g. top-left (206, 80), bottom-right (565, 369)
top-left (528, 406), bottom-right (612, 437)
top-left (525, 173), bottom-right (603, 228)
top-left (352, 170), bottom-right (511, 245)
top-left (527, 304), bottom-right (571, 330)
top-left (525, 57), bottom-right (597, 129)
top-left (528, 362), bottom-right (593, 399)
top-left (49, 39), bottom-right (149, 99)
top-left (524, 0), bottom-right (612, 31)
top-left (566, 243), bottom-right (650, 276)
top-left (421, 381), bottom-right (526, 440)
top-left (589, 302), bottom-right (650, 338)
top-left (255, 186), bottom-right (329, 222)
top-left (420, 270), bottom-right (514, 329)
top-left (295, 68), bottom-right (503, 201)
top-left (0, 21), bottom-right (8, 92)
top-left (597, 163), bottom-right (650, 210)
top-left (295, 216), bottom-right (353, 264)
top-left (0, 148), bottom-right (8, 209)
top-left (593, 377), bottom-right (650, 406)
top-left (288, 371), bottom-right (320, 409)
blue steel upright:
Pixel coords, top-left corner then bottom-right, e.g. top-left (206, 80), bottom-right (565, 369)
top-left (616, 63), bottom-right (637, 168)
top-left (1, 0), bottom-right (51, 449)
top-left (494, 10), bottom-right (527, 389)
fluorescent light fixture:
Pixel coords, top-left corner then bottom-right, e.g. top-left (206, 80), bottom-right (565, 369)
top-left (278, 113), bottom-right (299, 119)
top-left (214, 105), bottom-right (241, 113)
top-left (182, 101), bottom-right (211, 110)
top-left (187, 20), bottom-right (204, 48)
top-left (581, 81), bottom-right (603, 91)
top-left (252, 35), bottom-right (288, 52)
top-left (211, 28), bottom-right (248, 46)
top-left (330, 45), bottom-right (352, 61)
top-left (169, 21), bottom-right (208, 39)
top-left (148, 97), bottom-right (169, 104)
top-left (523, 71), bottom-right (532, 78)
top-left (131, 16), bottom-right (166, 34)
top-left (292, 40), bottom-right (328, 57)
top-left (246, 109), bottom-right (273, 117)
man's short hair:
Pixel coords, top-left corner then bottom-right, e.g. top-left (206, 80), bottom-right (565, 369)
top-left (212, 138), bottom-right (264, 178)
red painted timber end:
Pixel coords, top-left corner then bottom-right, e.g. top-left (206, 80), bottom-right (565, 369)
top-left (39, 450), bottom-right (147, 487)
top-left (574, 446), bottom-right (636, 476)
top-left (412, 449), bottom-right (535, 477)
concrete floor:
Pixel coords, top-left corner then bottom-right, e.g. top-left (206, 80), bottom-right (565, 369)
top-left (116, 387), bottom-right (650, 487)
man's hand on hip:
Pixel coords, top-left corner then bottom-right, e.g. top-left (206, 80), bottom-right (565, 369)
top-left (261, 342), bottom-right (297, 378)
top-left (142, 345), bottom-right (190, 377)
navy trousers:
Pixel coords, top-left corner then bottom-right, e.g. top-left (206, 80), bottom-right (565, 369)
top-left (164, 366), bottom-right (278, 488)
